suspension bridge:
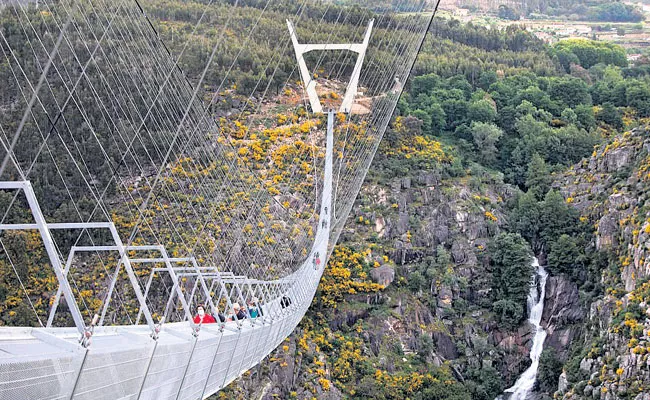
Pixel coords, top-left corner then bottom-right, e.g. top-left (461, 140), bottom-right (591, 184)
top-left (0, 0), bottom-right (438, 398)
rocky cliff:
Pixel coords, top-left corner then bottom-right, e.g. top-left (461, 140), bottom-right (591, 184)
top-left (543, 275), bottom-right (585, 360)
top-left (216, 128), bottom-right (582, 399)
top-left (554, 126), bottom-right (650, 400)
top-left (223, 126), bottom-right (650, 400)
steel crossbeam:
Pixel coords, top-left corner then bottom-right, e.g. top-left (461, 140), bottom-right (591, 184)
top-left (44, 236), bottom-right (159, 335)
top-left (0, 181), bottom-right (155, 335)
top-left (171, 271), bottom-right (276, 325)
top-left (287, 19), bottom-right (374, 113)
top-left (132, 255), bottom-right (213, 329)
top-left (91, 246), bottom-right (199, 332)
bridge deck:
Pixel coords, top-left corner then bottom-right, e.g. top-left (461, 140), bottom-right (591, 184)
top-left (0, 272), bottom-right (316, 400)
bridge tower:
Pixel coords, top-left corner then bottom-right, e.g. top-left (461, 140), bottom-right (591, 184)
top-left (287, 19), bottom-right (374, 114)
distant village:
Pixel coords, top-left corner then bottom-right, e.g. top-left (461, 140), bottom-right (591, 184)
top-left (440, 0), bottom-right (650, 64)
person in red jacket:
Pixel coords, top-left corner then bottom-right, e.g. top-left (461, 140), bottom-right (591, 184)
top-left (193, 304), bottom-right (216, 324)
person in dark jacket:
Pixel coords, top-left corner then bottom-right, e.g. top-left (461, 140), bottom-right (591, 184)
top-left (233, 302), bottom-right (247, 320)
top-left (281, 295), bottom-right (292, 309)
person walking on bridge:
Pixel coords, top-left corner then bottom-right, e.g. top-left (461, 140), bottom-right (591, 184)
top-left (193, 304), bottom-right (216, 324)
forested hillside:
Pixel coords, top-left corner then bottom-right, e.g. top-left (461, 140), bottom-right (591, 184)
top-left (3, 0), bottom-right (650, 399)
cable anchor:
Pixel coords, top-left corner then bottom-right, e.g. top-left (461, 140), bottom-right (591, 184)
top-left (151, 317), bottom-right (164, 340)
top-left (80, 314), bottom-right (99, 348)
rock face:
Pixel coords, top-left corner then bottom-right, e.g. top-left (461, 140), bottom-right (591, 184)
top-left (596, 213), bottom-right (619, 250)
top-left (355, 175), bottom-right (504, 267)
top-left (370, 265), bottom-right (395, 286)
top-left (602, 146), bottom-right (635, 173)
top-left (542, 275), bottom-right (585, 360)
top-left (433, 331), bottom-right (458, 360)
top-left (437, 286), bottom-right (453, 308)
top-left (558, 127), bottom-right (650, 290)
top-left (555, 126), bottom-right (650, 399)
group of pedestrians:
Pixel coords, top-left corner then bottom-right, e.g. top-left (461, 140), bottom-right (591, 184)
top-left (193, 298), bottom-right (262, 324)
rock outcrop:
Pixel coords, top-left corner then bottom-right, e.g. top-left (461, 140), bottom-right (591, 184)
top-left (370, 265), bottom-right (395, 286)
top-left (542, 275), bottom-right (585, 360)
top-left (555, 126), bottom-right (650, 399)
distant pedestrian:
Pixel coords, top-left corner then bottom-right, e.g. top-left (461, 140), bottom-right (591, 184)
top-left (281, 295), bottom-right (292, 309)
top-left (233, 303), bottom-right (247, 320)
top-left (193, 304), bottom-right (216, 324)
top-left (248, 297), bottom-right (261, 318)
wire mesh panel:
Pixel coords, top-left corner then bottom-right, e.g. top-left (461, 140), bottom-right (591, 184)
top-left (174, 332), bottom-right (220, 400)
top-left (70, 334), bottom-right (152, 399)
top-left (239, 326), bottom-right (266, 372)
top-left (138, 333), bottom-right (195, 400)
top-left (202, 329), bottom-right (240, 394)
top-left (0, 352), bottom-right (84, 400)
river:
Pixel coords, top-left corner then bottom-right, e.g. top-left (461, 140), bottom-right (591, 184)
top-left (499, 257), bottom-right (549, 400)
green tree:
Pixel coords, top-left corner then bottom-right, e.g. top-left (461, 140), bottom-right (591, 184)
top-left (540, 190), bottom-right (580, 247)
top-left (549, 77), bottom-right (591, 108)
top-left (554, 39), bottom-right (628, 70)
top-left (489, 233), bottom-right (533, 328)
top-left (510, 191), bottom-right (543, 252)
top-left (537, 348), bottom-right (563, 393)
top-left (598, 102), bottom-right (623, 129)
top-left (442, 99), bottom-right (469, 129)
top-left (412, 109), bottom-right (433, 132)
top-left (429, 103), bottom-right (447, 133)
top-left (466, 366), bottom-right (503, 400)
top-left (492, 299), bottom-right (524, 330)
top-left (498, 5), bottom-right (519, 21)
top-left (592, 3), bottom-right (644, 22)
top-left (555, 48), bottom-right (580, 73)
top-left (478, 70), bottom-right (498, 90)
top-left (411, 73), bottom-right (441, 97)
top-left (626, 83), bottom-right (650, 117)
top-left (417, 334), bottom-right (434, 363)
top-left (468, 99), bottom-right (497, 123)
top-left (560, 108), bottom-right (578, 125)
top-left (548, 234), bottom-right (583, 277)
top-left (574, 104), bottom-right (596, 130)
top-left (514, 86), bottom-right (559, 115)
top-left (525, 153), bottom-right (551, 199)
top-left (408, 270), bottom-right (425, 292)
top-left (470, 122), bottom-right (503, 166)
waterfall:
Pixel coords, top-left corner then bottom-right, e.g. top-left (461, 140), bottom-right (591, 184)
top-left (499, 257), bottom-right (549, 400)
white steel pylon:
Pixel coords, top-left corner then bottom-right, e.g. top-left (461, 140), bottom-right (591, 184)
top-left (287, 19), bottom-right (374, 114)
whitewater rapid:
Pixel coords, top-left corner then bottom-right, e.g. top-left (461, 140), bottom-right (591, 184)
top-left (500, 257), bottom-right (548, 400)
